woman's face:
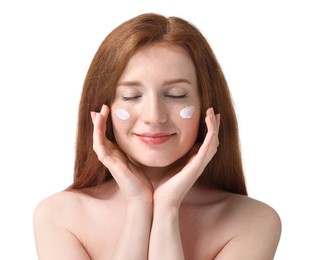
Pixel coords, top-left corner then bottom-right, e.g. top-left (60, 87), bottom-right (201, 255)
top-left (111, 44), bottom-right (201, 168)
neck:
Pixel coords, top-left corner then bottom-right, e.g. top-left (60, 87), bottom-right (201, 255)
top-left (132, 153), bottom-right (191, 189)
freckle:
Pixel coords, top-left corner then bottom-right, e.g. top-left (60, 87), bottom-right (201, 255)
top-left (180, 106), bottom-right (195, 119)
top-left (114, 108), bottom-right (130, 120)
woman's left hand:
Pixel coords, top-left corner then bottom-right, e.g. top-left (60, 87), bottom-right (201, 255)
top-left (153, 107), bottom-right (220, 208)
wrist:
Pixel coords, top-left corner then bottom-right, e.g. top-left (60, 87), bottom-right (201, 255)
top-left (125, 191), bottom-right (153, 209)
top-left (153, 201), bottom-right (180, 215)
top-left (153, 193), bottom-right (183, 211)
top-left (126, 200), bottom-right (153, 214)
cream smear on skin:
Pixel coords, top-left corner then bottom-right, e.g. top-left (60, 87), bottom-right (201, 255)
top-left (114, 106), bottom-right (195, 120)
top-left (180, 106), bottom-right (195, 119)
top-left (114, 108), bottom-right (131, 120)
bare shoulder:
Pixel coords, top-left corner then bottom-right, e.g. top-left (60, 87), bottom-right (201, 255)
top-left (33, 182), bottom-right (124, 259)
top-left (34, 190), bottom-right (83, 225)
top-left (216, 192), bottom-right (282, 259)
top-left (33, 190), bottom-right (92, 259)
top-left (192, 186), bottom-right (281, 232)
top-left (33, 189), bottom-right (89, 242)
top-left (227, 192), bottom-right (281, 223)
top-left (230, 193), bottom-right (281, 236)
top-left (33, 181), bottom-right (118, 222)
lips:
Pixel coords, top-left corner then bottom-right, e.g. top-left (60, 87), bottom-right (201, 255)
top-left (136, 132), bottom-right (175, 145)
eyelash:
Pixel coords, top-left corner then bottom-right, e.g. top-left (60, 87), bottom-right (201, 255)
top-left (122, 96), bottom-right (141, 101)
top-left (165, 94), bottom-right (187, 99)
top-left (122, 94), bottom-right (187, 101)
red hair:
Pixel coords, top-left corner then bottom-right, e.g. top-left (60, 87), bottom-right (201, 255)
top-left (68, 13), bottom-right (247, 195)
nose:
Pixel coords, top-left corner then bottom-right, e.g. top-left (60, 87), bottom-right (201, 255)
top-left (141, 96), bottom-right (167, 125)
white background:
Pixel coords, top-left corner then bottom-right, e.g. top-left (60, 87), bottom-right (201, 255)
top-left (0, 0), bottom-right (312, 259)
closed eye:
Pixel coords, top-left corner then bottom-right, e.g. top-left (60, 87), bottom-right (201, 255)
top-left (165, 94), bottom-right (187, 99)
top-left (122, 95), bottom-right (142, 101)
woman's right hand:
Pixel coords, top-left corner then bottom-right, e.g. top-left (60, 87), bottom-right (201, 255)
top-left (91, 105), bottom-right (153, 206)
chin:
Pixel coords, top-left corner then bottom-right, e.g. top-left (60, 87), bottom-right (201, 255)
top-left (128, 153), bottom-right (187, 169)
top-left (132, 158), bottom-right (175, 168)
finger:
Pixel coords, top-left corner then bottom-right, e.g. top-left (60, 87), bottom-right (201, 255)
top-left (205, 108), bottom-right (220, 136)
top-left (90, 104), bottom-right (109, 125)
top-left (197, 108), bottom-right (219, 159)
top-left (215, 113), bottom-right (221, 147)
top-left (90, 111), bottom-right (96, 124)
top-left (92, 113), bottom-right (106, 161)
top-left (216, 113), bottom-right (221, 133)
top-left (205, 108), bottom-right (216, 134)
top-left (100, 104), bottom-right (109, 117)
top-left (94, 105), bottom-right (110, 134)
top-left (93, 106), bottom-right (111, 161)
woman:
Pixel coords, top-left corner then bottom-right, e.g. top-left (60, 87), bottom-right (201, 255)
top-left (34, 13), bottom-right (281, 259)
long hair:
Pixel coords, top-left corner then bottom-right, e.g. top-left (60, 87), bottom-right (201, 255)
top-left (68, 13), bottom-right (247, 195)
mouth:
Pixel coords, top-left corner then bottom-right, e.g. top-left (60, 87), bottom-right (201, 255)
top-left (136, 132), bottom-right (175, 145)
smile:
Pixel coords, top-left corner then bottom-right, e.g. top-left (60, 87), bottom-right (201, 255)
top-left (136, 133), bottom-right (175, 145)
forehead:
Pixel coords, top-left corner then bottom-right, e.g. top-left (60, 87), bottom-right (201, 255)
top-left (118, 44), bottom-right (197, 84)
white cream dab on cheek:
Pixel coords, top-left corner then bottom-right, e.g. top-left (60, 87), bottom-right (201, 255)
top-left (114, 108), bottom-right (131, 120)
top-left (180, 106), bottom-right (195, 119)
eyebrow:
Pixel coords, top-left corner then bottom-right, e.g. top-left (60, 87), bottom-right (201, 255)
top-left (117, 78), bottom-right (192, 87)
top-left (162, 79), bottom-right (192, 86)
top-left (117, 81), bottom-right (141, 87)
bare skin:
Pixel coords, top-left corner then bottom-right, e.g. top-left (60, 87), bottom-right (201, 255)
top-left (34, 177), bottom-right (281, 259)
top-left (33, 106), bottom-right (281, 259)
top-left (33, 45), bottom-right (281, 259)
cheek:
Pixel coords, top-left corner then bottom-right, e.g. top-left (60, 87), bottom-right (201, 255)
top-left (111, 107), bottom-right (132, 139)
top-left (179, 106), bottom-right (196, 119)
top-left (113, 108), bottom-right (130, 121)
top-left (175, 106), bottom-right (200, 134)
